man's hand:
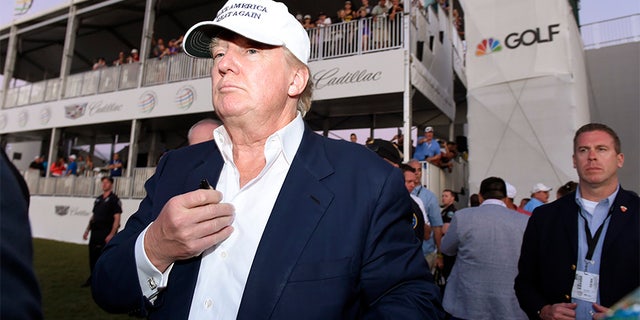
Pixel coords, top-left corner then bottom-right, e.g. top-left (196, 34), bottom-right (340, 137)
top-left (105, 234), bottom-right (114, 243)
top-left (144, 188), bottom-right (235, 272)
top-left (83, 230), bottom-right (89, 241)
top-left (434, 255), bottom-right (444, 269)
top-left (539, 303), bottom-right (577, 320)
top-left (591, 303), bottom-right (610, 320)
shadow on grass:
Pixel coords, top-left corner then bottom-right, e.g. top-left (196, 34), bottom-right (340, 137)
top-left (33, 238), bottom-right (131, 320)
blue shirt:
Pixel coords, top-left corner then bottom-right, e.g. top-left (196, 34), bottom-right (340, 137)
top-left (412, 139), bottom-right (440, 161)
top-left (109, 160), bottom-right (123, 177)
top-left (65, 161), bottom-right (77, 175)
top-left (412, 185), bottom-right (443, 254)
top-left (523, 197), bottom-right (544, 212)
top-left (573, 186), bottom-right (618, 319)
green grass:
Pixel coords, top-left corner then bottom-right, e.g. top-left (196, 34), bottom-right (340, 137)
top-left (33, 238), bottom-right (131, 320)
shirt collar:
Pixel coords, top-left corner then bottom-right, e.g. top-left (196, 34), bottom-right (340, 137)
top-left (575, 184), bottom-right (619, 209)
top-left (213, 113), bottom-right (305, 166)
top-left (481, 199), bottom-right (507, 208)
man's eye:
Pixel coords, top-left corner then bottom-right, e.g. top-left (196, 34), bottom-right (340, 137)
top-left (247, 49), bottom-right (258, 54)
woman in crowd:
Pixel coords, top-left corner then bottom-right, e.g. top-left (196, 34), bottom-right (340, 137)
top-left (50, 157), bottom-right (66, 177)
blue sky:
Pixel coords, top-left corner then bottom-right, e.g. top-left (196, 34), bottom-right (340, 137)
top-left (580, 0), bottom-right (640, 24)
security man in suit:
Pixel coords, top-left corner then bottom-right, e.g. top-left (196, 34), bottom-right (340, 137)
top-left (515, 123), bottom-right (639, 320)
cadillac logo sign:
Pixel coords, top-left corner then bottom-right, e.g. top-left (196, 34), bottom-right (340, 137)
top-left (65, 103), bottom-right (87, 119)
top-left (55, 205), bottom-right (70, 216)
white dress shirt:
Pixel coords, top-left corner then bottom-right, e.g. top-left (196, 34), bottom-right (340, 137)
top-left (133, 114), bottom-right (304, 319)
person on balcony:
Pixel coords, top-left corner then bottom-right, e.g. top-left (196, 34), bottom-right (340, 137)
top-left (413, 126), bottom-right (441, 165)
top-left (127, 49), bottom-right (139, 63)
top-left (302, 14), bottom-right (315, 29)
top-left (372, 0), bottom-right (391, 48)
top-left (92, 57), bottom-right (107, 70)
top-left (112, 51), bottom-right (126, 66)
top-left (49, 157), bottom-right (66, 177)
top-left (107, 153), bottom-right (124, 177)
top-left (65, 154), bottom-right (78, 176)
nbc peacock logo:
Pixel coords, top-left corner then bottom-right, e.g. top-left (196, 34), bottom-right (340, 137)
top-left (475, 38), bottom-right (502, 56)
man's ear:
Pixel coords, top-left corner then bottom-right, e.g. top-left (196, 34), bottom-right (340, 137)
top-left (288, 67), bottom-right (309, 96)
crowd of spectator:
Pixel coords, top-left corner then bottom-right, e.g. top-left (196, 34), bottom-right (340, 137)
top-left (91, 34), bottom-right (184, 71)
top-left (88, 0), bottom-right (463, 70)
top-left (28, 152), bottom-right (128, 178)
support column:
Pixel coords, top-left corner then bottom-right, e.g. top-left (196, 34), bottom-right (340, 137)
top-left (322, 118), bottom-right (330, 137)
top-left (46, 128), bottom-right (61, 177)
top-left (448, 121), bottom-right (454, 141)
top-left (138, 0), bottom-right (158, 87)
top-left (59, 5), bottom-right (79, 99)
top-left (127, 119), bottom-right (141, 177)
top-left (147, 130), bottom-right (158, 167)
top-left (369, 114), bottom-right (376, 140)
top-left (1, 26), bottom-right (18, 108)
top-left (402, 6), bottom-right (412, 163)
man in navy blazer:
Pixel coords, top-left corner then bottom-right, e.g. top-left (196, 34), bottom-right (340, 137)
top-left (515, 123), bottom-right (639, 320)
top-left (0, 148), bottom-right (43, 320)
top-left (91, 0), bottom-right (443, 318)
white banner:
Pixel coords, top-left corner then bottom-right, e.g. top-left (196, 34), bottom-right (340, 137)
top-left (464, 0), bottom-right (575, 89)
top-left (29, 196), bottom-right (142, 245)
top-left (0, 78), bottom-right (213, 134)
top-left (309, 50), bottom-right (405, 101)
top-left (465, 0), bottom-right (590, 200)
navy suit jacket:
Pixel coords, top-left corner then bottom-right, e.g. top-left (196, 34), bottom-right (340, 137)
top-left (92, 126), bottom-right (443, 319)
top-left (0, 149), bottom-right (43, 320)
top-left (515, 188), bottom-right (639, 319)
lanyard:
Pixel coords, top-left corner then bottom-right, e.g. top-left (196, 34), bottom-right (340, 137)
top-left (579, 207), bottom-right (613, 261)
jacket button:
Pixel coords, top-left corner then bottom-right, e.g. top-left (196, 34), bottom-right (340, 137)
top-left (564, 294), bottom-right (571, 301)
top-left (571, 264), bottom-right (576, 271)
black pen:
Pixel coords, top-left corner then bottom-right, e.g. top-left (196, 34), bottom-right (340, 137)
top-left (199, 178), bottom-right (213, 190)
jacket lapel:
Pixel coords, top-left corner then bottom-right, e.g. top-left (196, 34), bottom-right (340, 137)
top-left (561, 195), bottom-right (580, 261)
top-left (162, 141), bottom-right (224, 318)
top-left (237, 128), bottom-right (335, 319)
top-left (184, 141), bottom-right (225, 191)
top-left (602, 188), bottom-right (632, 253)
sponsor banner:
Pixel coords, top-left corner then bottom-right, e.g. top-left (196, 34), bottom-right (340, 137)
top-left (467, 74), bottom-right (589, 202)
top-left (464, 0), bottom-right (576, 89)
top-left (29, 196), bottom-right (141, 245)
top-left (310, 50), bottom-right (405, 101)
top-left (0, 78), bottom-right (212, 133)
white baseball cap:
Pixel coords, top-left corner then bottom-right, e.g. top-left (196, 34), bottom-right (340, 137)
top-left (531, 183), bottom-right (552, 193)
top-left (505, 182), bottom-right (517, 199)
top-left (183, 0), bottom-right (310, 65)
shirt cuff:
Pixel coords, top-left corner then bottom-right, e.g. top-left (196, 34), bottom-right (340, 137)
top-left (135, 223), bottom-right (174, 301)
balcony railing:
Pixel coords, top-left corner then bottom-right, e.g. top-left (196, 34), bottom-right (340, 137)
top-left (308, 14), bottom-right (405, 61)
top-left (581, 14), bottom-right (640, 49)
top-left (23, 167), bottom-right (155, 199)
top-left (2, 14), bottom-right (407, 109)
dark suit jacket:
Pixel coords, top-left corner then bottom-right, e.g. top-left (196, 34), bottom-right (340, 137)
top-left (515, 188), bottom-right (639, 319)
top-left (0, 149), bottom-right (43, 320)
top-left (92, 127), bottom-right (443, 319)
